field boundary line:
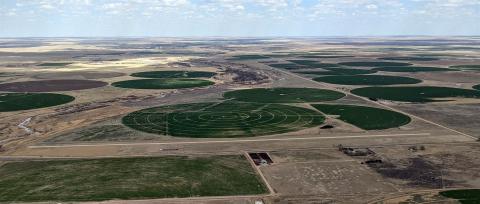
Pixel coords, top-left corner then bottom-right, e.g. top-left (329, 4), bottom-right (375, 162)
top-left (243, 151), bottom-right (276, 195)
top-left (268, 65), bottom-right (478, 140)
top-left (29, 133), bottom-right (431, 148)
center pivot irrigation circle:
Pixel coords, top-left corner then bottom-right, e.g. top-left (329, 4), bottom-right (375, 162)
top-left (122, 102), bottom-right (325, 138)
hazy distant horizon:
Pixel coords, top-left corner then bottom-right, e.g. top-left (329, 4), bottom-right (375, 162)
top-left (1, 35), bottom-right (480, 39)
top-left (1, 0), bottom-right (479, 37)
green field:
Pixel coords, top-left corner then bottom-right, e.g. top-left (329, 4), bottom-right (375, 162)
top-left (450, 65), bottom-right (480, 70)
top-left (0, 72), bottom-right (23, 77)
top-left (223, 88), bottom-right (345, 103)
top-left (122, 102), bottom-right (325, 137)
top-left (378, 57), bottom-right (439, 61)
top-left (268, 63), bottom-right (308, 69)
top-left (308, 63), bottom-right (342, 68)
top-left (338, 61), bottom-right (412, 67)
top-left (311, 104), bottom-right (411, 130)
top-left (229, 55), bottom-right (270, 60)
top-left (0, 155), bottom-right (267, 202)
top-left (288, 60), bottom-right (340, 68)
top-left (0, 93), bottom-right (75, 112)
top-left (37, 62), bottom-right (73, 66)
top-left (440, 189), bottom-right (480, 204)
top-left (351, 86), bottom-right (480, 102)
top-left (111, 78), bottom-right (214, 89)
top-left (295, 68), bottom-right (376, 75)
top-left (288, 60), bottom-right (321, 66)
top-left (372, 66), bottom-right (454, 72)
top-left (313, 75), bottom-right (421, 85)
top-left (131, 71), bottom-right (216, 78)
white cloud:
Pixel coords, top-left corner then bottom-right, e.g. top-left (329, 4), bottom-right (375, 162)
top-left (365, 4), bottom-right (378, 10)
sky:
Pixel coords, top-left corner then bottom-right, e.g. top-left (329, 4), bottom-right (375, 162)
top-left (0, 0), bottom-right (479, 37)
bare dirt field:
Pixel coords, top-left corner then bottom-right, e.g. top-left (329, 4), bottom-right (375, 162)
top-left (32, 71), bottom-right (125, 80)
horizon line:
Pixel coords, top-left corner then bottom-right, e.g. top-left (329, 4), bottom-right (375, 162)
top-left (1, 35), bottom-right (480, 39)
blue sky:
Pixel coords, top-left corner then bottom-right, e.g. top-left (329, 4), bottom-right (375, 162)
top-left (0, 0), bottom-right (479, 37)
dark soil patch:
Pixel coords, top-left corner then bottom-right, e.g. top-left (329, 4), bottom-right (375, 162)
top-left (131, 71), bottom-right (216, 78)
top-left (0, 80), bottom-right (107, 92)
top-left (112, 79), bottom-right (214, 89)
top-left (369, 157), bottom-right (454, 188)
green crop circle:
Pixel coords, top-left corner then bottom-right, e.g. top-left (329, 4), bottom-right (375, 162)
top-left (0, 93), bottom-right (75, 112)
top-left (122, 102), bottom-right (325, 138)
top-left (313, 75), bottom-right (421, 85)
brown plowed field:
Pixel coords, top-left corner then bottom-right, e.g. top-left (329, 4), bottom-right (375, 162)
top-left (0, 79), bottom-right (108, 92)
top-left (32, 71), bottom-right (125, 80)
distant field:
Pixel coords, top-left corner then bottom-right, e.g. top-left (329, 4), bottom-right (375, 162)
top-left (229, 55), bottom-right (270, 60)
top-left (0, 93), bottom-right (74, 112)
top-left (352, 86), bottom-right (480, 102)
top-left (223, 88), bottom-right (345, 103)
top-left (311, 104), bottom-right (411, 130)
top-left (268, 63), bottom-right (308, 69)
top-left (373, 66), bottom-right (453, 72)
top-left (298, 55), bottom-right (354, 58)
top-left (45, 124), bottom-right (143, 142)
top-left (111, 78), bottom-right (214, 89)
top-left (338, 61), bottom-right (412, 67)
top-left (313, 75), bottom-right (421, 85)
top-left (288, 60), bottom-right (341, 68)
top-left (0, 79), bottom-right (108, 92)
top-left (0, 72), bottom-right (23, 77)
top-left (288, 60), bottom-right (321, 66)
top-left (37, 62), bottom-right (73, 66)
top-left (450, 65), bottom-right (480, 70)
top-left (122, 102), bottom-right (325, 137)
top-left (0, 155), bottom-right (267, 202)
top-left (33, 71), bottom-right (125, 79)
top-left (131, 71), bottom-right (216, 78)
top-left (377, 57), bottom-right (439, 61)
top-left (439, 189), bottom-right (480, 204)
top-left (308, 63), bottom-right (342, 68)
top-left (295, 68), bottom-right (376, 75)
